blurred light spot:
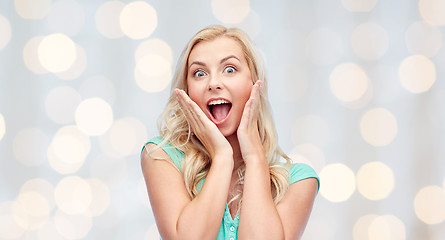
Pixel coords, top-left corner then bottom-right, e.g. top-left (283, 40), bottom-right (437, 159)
top-left (405, 21), bottom-right (442, 57)
top-left (0, 202), bottom-right (25, 239)
top-left (353, 214), bottom-right (378, 240)
top-left (233, 9), bottom-right (261, 40)
top-left (23, 36), bottom-right (49, 74)
top-left (55, 45), bottom-right (87, 80)
top-left (134, 39), bottom-right (173, 93)
top-left (75, 98), bottom-right (113, 136)
top-left (95, 1), bottom-right (125, 39)
top-left (414, 185), bottom-right (445, 224)
top-left (47, 125), bottom-right (90, 174)
top-left (360, 108), bottom-right (398, 146)
top-left (306, 28), bottom-right (343, 66)
top-left (20, 178), bottom-right (55, 211)
top-left (79, 75), bottom-right (116, 105)
top-left (46, 0), bottom-right (85, 36)
top-left (329, 63), bottom-right (369, 102)
top-left (54, 209), bottom-right (92, 239)
top-left (55, 176), bottom-right (92, 215)
top-left (291, 115), bottom-right (330, 147)
top-left (289, 144), bottom-right (325, 173)
top-left (98, 131), bottom-right (126, 158)
top-left (341, 0), bottom-right (378, 12)
top-left (14, 0), bottom-right (52, 19)
top-left (0, 114), bottom-right (5, 141)
top-left (10, 201), bottom-right (27, 234)
top-left (36, 219), bottom-right (65, 240)
top-left (357, 161), bottom-right (395, 200)
top-left (120, 1), bottom-right (157, 39)
top-left (38, 33), bottom-right (77, 73)
top-left (135, 38), bottom-right (174, 65)
top-left (0, 15), bottom-right (11, 50)
top-left (342, 80), bottom-right (373, 110)
top-left (398, 55), bottom-right (436, 93)
top-left (13, 192), bottom-right (50, 230)
top-left (45, 86), bottom-right (82, 124)
top-left (286, 153), bottom-right (309, 165)
top-left (105, 118), bottom-right (148, 156)
top-left (212, 0), bottom-right (250, 24)
top-left (419, 0), bottom-right (445, 26)
top-left (135, 55), bottom-right (172, 93)
top-left (136, 54), bottom-right (171, 78)
top-left (319, 163), bottom-right (356, 202)
top-left (145, 223), bottom-right (160, 240)
top-left (52, 136), bottom-right (85, 164)
top-left (86, 178), bottom-right (110, 216)
top-left (13, 128), bottom-right (49, 167)
top-left (352, 22), bottom-right (389, 60)
top-left (368, 215), bottom-right (406, 240)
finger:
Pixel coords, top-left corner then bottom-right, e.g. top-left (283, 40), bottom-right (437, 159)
top-left (251, 81), bottom-right (261, 120)
top-left (248, 80), bottom-right (260, 101)
top-left (239, 88), bottom-right (257, 130)
top-left (246, 80), bottom-right (261, 111)
top-left (175, 89), bottom-right (200, 130)
top-left (176, 89), bottom-right (193, 118)
top-left (246, 81), bottom-right (261, 124)
top-left (176, 89), bottom-right (211, 132)
top-left (178, 90), bottom-right (208, 127)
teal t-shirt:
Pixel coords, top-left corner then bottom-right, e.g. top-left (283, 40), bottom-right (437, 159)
top-left (143, 136), bottom-right (320, 240)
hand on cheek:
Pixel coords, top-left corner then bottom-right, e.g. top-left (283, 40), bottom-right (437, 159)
top-left (237, 80), bottom-right (266, 164)
top-left (175, 89), bottom-right (233, 160)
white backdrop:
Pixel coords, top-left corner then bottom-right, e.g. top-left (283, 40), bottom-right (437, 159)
top-left (0, 0), bottom-right (444, 239)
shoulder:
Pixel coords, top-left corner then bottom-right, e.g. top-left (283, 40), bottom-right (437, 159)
top-left (141, 136), bottom-right (184, 171)
top-left (276, 163), bottom-right (319, 239)
top-left (288, 163), bottom-right (320, 191)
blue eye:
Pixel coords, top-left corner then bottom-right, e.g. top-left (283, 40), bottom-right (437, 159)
top-left (194, 70), bottom-right (206, 77)
top-left (224, 66), bottom-right (236, 74)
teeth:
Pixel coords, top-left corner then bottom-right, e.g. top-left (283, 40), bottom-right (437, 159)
top-left (208, 99), bottom-right (230, 105)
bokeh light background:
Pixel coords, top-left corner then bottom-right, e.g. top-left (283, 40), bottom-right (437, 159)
top-left (0, 0), bottom-right (444, 239)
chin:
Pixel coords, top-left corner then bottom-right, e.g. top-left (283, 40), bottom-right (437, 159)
top-left (218, 126), bottom-right (237, 138)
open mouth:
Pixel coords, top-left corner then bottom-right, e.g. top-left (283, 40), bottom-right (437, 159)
top-left (207, 99), bottom-right (232, 123)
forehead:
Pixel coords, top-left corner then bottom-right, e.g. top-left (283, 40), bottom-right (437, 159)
top-left (188, 36), bottom-right (244, 63)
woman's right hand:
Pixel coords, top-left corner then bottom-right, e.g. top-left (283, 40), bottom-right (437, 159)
top-left (175, 89), bottom-right (233, 161)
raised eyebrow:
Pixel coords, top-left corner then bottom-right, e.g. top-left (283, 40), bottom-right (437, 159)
top-left (220, 55), bottom-right (240, 64)
top-left (189, 61), bottom-right (206, 69)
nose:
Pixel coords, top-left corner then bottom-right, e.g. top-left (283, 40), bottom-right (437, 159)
top-left (208, 75), bottom-right (223, 91)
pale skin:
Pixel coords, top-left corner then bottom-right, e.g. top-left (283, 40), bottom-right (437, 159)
top-left (141, 36), bottom-right (318, 240)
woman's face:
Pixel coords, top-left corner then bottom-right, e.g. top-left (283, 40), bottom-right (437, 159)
top-left (186, 36), bottom-right (253, 137)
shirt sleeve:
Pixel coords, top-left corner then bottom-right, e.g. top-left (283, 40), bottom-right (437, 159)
top-left (289, 163), bottom-right (320, 192)
top-left (141, 136), bottom-right (184, 170)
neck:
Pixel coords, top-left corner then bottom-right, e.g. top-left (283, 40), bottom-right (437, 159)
top-left (226, 134), bottom-right (244, 172)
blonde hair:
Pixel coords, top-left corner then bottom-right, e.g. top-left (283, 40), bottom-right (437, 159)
top-left (149, 25), bottom-right (291, 207)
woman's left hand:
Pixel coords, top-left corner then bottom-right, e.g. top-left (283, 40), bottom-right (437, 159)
top-left (237, 80), bottom-right (266, 164)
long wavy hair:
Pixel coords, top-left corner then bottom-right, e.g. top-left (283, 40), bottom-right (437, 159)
top-left (147, 25), bottom-right (291, 207)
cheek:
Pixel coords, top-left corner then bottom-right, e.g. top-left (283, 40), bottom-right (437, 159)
top-left (239, 80), bottom-right (253, 102)
top-left (187, 82), bottom-right (206, 107)
top-left (187, 88), bottom-right (198, 102)
top-left (186, 81), bottom-right (199, 101)
top-left (232, 81), bottom-right (253, 116)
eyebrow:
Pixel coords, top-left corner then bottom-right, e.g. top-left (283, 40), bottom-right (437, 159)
top-left (188, 55), bottom-right (240, 68)
top-left (220, 55), bottom-right (240, 64)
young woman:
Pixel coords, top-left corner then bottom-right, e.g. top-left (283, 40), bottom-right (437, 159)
top-left (141, 25), bottom-right (319, 240)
